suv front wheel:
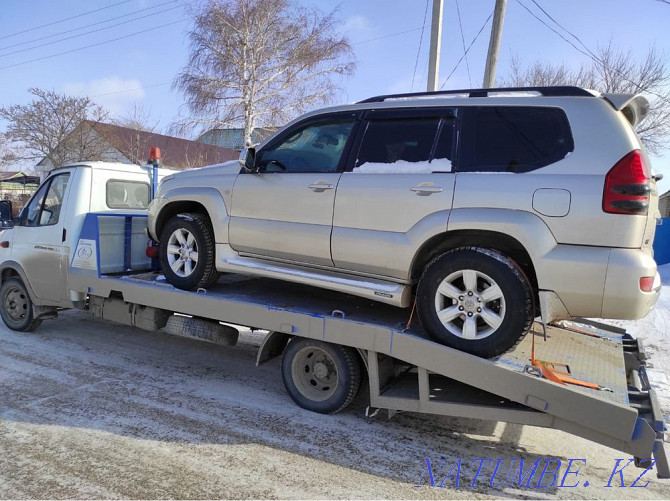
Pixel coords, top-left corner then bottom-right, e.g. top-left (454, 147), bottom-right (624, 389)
top-left (159, 213), bottom-right (220, 290)
top-left (416, 247), bottom-right (533, 358)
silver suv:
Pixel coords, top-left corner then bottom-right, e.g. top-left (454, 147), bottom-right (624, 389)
top-left (148, 86), bottom-right (660, 357)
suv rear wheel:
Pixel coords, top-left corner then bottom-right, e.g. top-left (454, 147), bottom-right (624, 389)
top-left (416, 247), bottom-right (533, 358)
top-left (159, 213), bottom-right (220, 290)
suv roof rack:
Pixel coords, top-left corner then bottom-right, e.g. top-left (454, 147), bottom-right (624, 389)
top-left (358, 86), bottom-right (594, 103)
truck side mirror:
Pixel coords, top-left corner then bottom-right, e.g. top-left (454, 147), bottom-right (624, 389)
top-left (239, 147), bottom-right (257, 173)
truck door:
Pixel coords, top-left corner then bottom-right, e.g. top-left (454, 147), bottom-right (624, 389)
top-left (12, 171), bottom-right (72, 302)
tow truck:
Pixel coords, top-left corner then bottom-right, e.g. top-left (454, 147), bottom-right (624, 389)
top-left (0, 157), bottom-right (667, 478)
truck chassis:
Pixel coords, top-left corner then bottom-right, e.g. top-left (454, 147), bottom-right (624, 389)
top-left (18, 211), bottom-right (657, 478)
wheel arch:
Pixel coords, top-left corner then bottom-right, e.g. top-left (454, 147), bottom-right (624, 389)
top-left (0, 262), bottom-right (38, 302)
top-left (154, 187), bottom-right (229, 243)
top-left (410, 229), bottom-right (539, 305)
top-left (257, 332), bottom-right (368, 375)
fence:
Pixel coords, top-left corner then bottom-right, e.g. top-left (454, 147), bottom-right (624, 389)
top-left (654, 218), bottom-right (670, 265)
top-left (1, 191), bottom-right (33, 218)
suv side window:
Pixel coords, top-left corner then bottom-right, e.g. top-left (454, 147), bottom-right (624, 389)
top-left (458, 106), bottom-right (574, 173)
top-left (353, 116), bottom-right (453, 173)
top-left (22, 173), bottom-right (70, 227)
top-left (256, 119), bottom-right (355, 173)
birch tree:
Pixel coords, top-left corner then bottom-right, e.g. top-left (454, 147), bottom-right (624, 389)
top-left (500, 44), bottom-right (670, 155)
top-left (0, 88), bottom-right (110, 168)
top-left (173, 0), bottom-right (355, 147)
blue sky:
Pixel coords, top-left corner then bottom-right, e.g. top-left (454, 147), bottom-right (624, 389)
top-left (1, 0), bottom-right (669, 185)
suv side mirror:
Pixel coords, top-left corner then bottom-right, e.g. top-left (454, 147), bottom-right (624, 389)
top-left (239, 147), bottom-right (257, 173)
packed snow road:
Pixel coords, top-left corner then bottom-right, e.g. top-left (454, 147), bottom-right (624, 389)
top-left (1, 309), bottom-right (669, 499)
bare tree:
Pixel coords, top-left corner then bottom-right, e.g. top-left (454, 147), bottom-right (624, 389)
top-left (0, 88), bottom-right (110, 169)
top-left (500, 44), bottom-right (670, 154)
top-left (112, 103), bottom-right (161, 165)
top-left (173, 0), bottom-right (355, 147)
top-left (0, 134), bottom-right (20, 171)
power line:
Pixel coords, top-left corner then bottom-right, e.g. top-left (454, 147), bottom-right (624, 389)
top-left (0, 0), bottom-right (133, 41)
top-left (352, 26), bottom-right (426, 46)
top-left (0, 5), bottom-right (182, 59)
top-left (90, 81), bottom-right (173, 99)
top-left (0, 0), bottom-right (181, 53)
top-left (411, 0), bottom-right (430, 91)
top-left (455, 0), bottom-right (473, 87)
top-left (514, 0), bottom-right (593, 61)
top-left (516, 0), bottom-right (670, 105)
top-left (440, 11), bottom-right (493, 89)
top-left (528, 0), bottom-right (598, 61)
top-left (0, 20), bottom-right (184, 71)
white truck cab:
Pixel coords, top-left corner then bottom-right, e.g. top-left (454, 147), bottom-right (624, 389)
top-left (0, 162), bottom-right (172, 329)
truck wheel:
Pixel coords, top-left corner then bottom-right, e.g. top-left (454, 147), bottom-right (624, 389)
top-left (0, 278), bottom-right (42, 332)
top-left (416, 247), bottom-right (533, 358)
top-left (281, 338), bottom-right (362, 414)
top-left (159, 213), bottom-right (219, 290)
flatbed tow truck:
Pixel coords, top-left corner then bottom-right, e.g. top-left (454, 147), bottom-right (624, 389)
top-left (0, 160), bottom-right (667, 478)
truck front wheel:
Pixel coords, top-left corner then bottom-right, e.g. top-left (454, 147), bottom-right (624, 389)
top-left (0, 278), bottom-right (42, 332)
top-left (159, 213), bottom-right (219, 290)
top-left (281, 338), bottom-right (362, 414)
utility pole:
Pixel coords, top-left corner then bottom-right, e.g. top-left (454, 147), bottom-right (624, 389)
top-left (427, 0), bottom-right (444, 92)
top-left (483, 0), bottom-right (507, 88)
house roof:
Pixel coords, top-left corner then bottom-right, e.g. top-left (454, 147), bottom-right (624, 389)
top-left (93, 122), bottom-right (240, 170)
top-left (0, 171), bottom-right (40, 187)
top-left (37, 121), bottom-right (240, 171)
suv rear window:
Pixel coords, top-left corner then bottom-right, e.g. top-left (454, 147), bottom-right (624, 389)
top-left (458, 106), bottom-right (574, 173)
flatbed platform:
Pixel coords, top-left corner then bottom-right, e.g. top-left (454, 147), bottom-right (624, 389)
top-left (65, 212), bottom-right (668, 477)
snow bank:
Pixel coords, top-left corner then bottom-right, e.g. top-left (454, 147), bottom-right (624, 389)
top-left (353, 158), bottom-right (452, 174)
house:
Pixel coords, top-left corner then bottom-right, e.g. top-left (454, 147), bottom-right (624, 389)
top-left (0, 171), bottom-right (41, 217)
top-left (660, 189), bottom-right (670, 218)
top-left (197, 127), bottom-right (275, 150)
top-left (35, 121), bottom-right (240, 179)
top-left (0, 171), bottom-right (41, 192)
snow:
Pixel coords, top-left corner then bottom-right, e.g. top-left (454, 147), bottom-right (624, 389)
top-left (353, 157), bottom-right (452, 173)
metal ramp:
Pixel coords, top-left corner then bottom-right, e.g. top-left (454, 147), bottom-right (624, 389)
top-left (67, 212), bottom-right (669, 477)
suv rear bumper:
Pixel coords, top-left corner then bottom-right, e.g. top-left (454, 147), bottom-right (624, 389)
top-left (539, 245), bottom-right (660, 320)
top-left (601, 248), bottom-right (660, 319)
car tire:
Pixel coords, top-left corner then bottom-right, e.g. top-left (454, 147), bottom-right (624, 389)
top-left (0, 278), bottom-right (42, 332)
top-left (416, 247), bottom-right (533, 358)
top-left (281, 338), bottom-right (362, 414)
top-left (159, 213), bottom-right (219, 291)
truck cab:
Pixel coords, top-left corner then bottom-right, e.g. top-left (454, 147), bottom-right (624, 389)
top-left (0, 162), bottom-right (172, 329)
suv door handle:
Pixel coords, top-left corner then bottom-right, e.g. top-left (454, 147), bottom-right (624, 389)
top-left (410, 185), bottom-right (443, 195)
top-left (308, 183), bottom-right (334, 192)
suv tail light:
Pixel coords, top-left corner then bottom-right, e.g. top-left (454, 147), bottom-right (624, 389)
top-left (602, 150), bottom-right (650, 215)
